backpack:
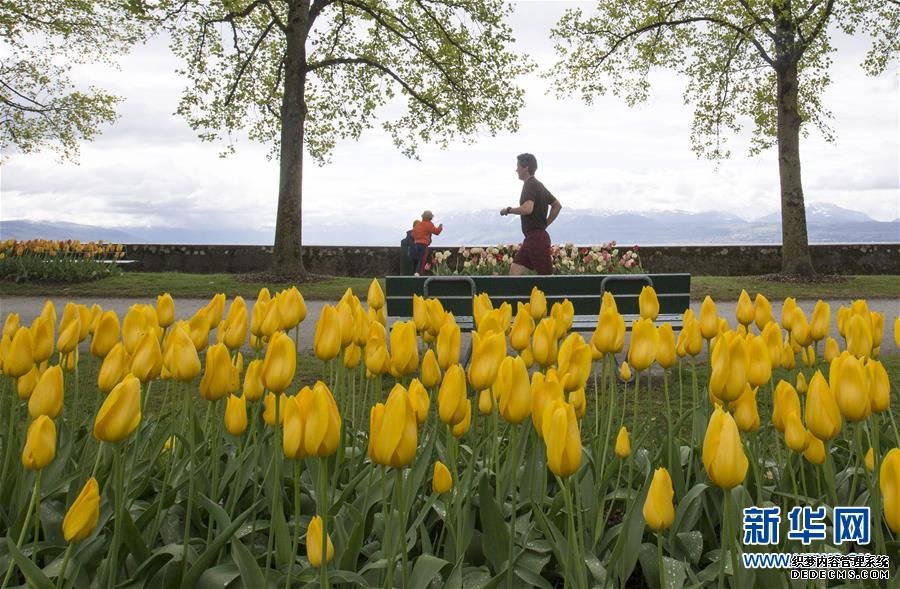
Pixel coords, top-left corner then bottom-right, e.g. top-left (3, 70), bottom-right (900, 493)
top-left (401, 230), bottom-right (414, 259)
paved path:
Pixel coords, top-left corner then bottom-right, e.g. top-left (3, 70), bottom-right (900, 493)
top-left (1, 295), bottom-right (898, 356)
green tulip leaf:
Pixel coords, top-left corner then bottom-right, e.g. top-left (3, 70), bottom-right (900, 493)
top-left (326, 569), bottom-right (368, 585)
top-left (195, 563), bottom-right (239, 589)
top-left (477, 475), bottom-right (509, 573)
top-left (230, 539), bottom-right (266, 589)
top-left (197, 492), bottom-right (231, 532)
top-left (120, 503), bottom-right (152, 565)
top-left (181, 499), bottom-right (260, 588)
top-left (675, 531), bottom-right (704, 564)
top-left (612, 475), bottom-right (650, 584)
top-left (408, 553), bottom-right (449, 588)
top-left (4, 537), bottom-right (55, 589)
top-left (672, 482), bottom-right (709, 534)
top-left (339, 504), bottom-right (367, 572)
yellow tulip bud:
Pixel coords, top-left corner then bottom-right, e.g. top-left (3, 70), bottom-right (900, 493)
top-left (168, 325), bottom-right (201, 382)
top-left (473, 293), bottom-right (493, 327)
top-left (746, 336), bottom-right (771, 388)
top-left (702, 405), bottom-right (748, 489)
top-left (242, 359), bottom-right (265, 402)
top-left (306, 516), bottom-right (334, 567)
top-left (22, 415), bottom-right (56, 470)
top-left (655, 324), bottom-right (676, 369)
top-left (57, 316), bottom-right (80, 355)
top-left (467, 330), bottom-right (505, 391)
top-left (304, 381), bottom-right (341, 457)
top-left (699, 296), bottom-right (719, 340)
top-left (619, 361), bottom-right (632, 382)
top-left (438, 364), bottom-right (468, 426)
top-left (730, 384), bottom-right (760, 433)
top-left (420, 349), bottom-right (441, 389)
top-left (16, 365), bottom-right (39, 400)
top-left (90, 311), bottom-right (120, 358)
top-left (846, 314), bottom-right (873, 359)
top-left (451, 398), bottom-right (472, 438)
top-left (569, 387), bottom-right (586, 419)
top-left (365, 332), bottom-right (390, 377)
top-left (98, 342), bottom-right (127, 394)
top-left (370, 384), bottom-right (417, 467)
top-left (803, 432), bottom-right (826, 465)
top-left (478, 389), bottom-right (493, 415)
top-left (781, 339), bottom-right (796, 370)
top-left (772, 379), bottom-right (801, 433)
top-left (2, 312), bottom-right (20, 340)
top-left (866, 359), bottom-right (890, 413)
top-left (781, 298), bottom-right (798, 330)
top-left (200, 343), bottom-right (239, 401)
top-left (389, 320), bottom-right (419, 377)
top-left (809, 300), bottom-right (830, 342)
top-left (262, 392), bottom-right (287, 426)
top-left (131, 331), bottom-right (162, 384)
top-left (615, 426), bottom-right (631, 458)
top-left (432, 461), bottom-right (453, 494)
top-left (550, 300), bottom-right (574, 339)
top-left (627, 318), bottom-right (658, 373)
top-left (592, 307), bottom-right (623, 355)
top-left (222, 297), bottom-right (248, 350)
top-left (122, 305), bottom-right (149, 356)
top-left (753, 293), bottom-right (774, 331)
top-left (367, 279), bottom-right (385, 310)
top-left (30, 315), bottom-right (54, 364)
top-left (831, 353), bottom-right (869, 422)
top-left (510, 304), bottom-right (535, 352)
top-left (543, 399), bottom-right (582, 477)
top-left (222, 394), bottom-right (248, 436)
top-left (529, 287), bottom-right (547, 320)
top-left (894, 316), bottom-right (899, 348)
top-left (736, 290), bottom-right (754, 327)
top-left (262, 332), bottom-right (296, 393)
top-left (407, 378), bottom-right (430, 425)
top-left (880, 449), bottom-right (900, 533)
top-left (93, 374), bottom-right (141, 443)
top-left (7, 327), bottom-right (35, 378)
top-left (804, 371), bottom-right (842, 441)
top-left (643, 467), bottom-right (675, 532)
top-left (784, 410), bottom-right (809, 453)
top-left (63, 477), bottom-right (100, 542)
top-left (823, 337), bottom-right (840, 363)
top-left (28, 364), bottom-right (64, 419)
top-left (865, 447), bottom-right (875, 472)
top-left (154, 293), bottom-right (175, 328)
top-left (532, 317), bottom-right (558, 368)
top-left (498, 355), bottom-right (531, 424)
top-left (436, 319), bottom-right (461, 370)
top-left (639, 286), bottom-right (659, 321)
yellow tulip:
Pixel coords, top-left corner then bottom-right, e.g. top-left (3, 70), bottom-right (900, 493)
top-left (283, 391), bottom-right (308, 459)
top-left (759, 322), bottom-right (782, 369)
top-left (473, 293), bottom-right (493, 327)
top-left (865, 447), bottom-right (875, 472)
top-left (131, 331), bottom-right (162, 383)
top-left (467, 330), bottom-right (505, 391)
top-left (557, 333), bottom-right (593, 391)
top-left (351, 303), bottom-right (370, 346)
top-left (550, 300), bottom-right (574, 339)
top-left (407, 378), bottom-right (431, 425)
top-left (615, 426), bottom-right (631, 458)
top-left (438, 364), bottom-right (468, 426)
top-left (846, 314), bottom-right (873, 359)
top-left (57, 316), bottom-right (80, 355)
top-left (343, 343), bottom-right (361, 369)
top-left (28, 364), bottom-right (64, 419)
top-left (370, 384), bottom-right (417, 467)
top-left (753, 293), bottom-right (774, 330)
top-left (637, 285), bottom-right (659, 321)
top-left (880, 448), bottom-right (900, 533)
top-left (730, 384), bottom-right (760, 433)
top-left (93, 374), bottom-right (141, 443)
top-left (823, 337), bottom-right (840, 363)
top-left (746, 335), bottom-right (771, 388)
top-left (282, 286), bottom-right (307, 330)
top-left (90, 310), bottom-right (120, 358)
top-left (682, 316), bottom-right (702, 357)
top-left (2, 312), bottom-right (19, 340)
top-left (223, 297), bottom-right (248, 350)
top-left (365, 332), bottom-right (390, 377)
top-left (22, 415), bottom-right (56, 470)
top-left (804, 371), bottom-right (842, 441)
top-left (304, 381), bottom-right (341, 457)
top-left (784, 410), bottom-right (808, 452)
top-left (803, 432), bottom-right (826, 465)
top-left (772, 380), bottom-right (801, 433)
top-left (699, 296), bottom-right (719, 340)
top-left (498, 355), bottom-right (531, 424)
top-left (655, 324), bottom-right (676, 369)
top-left (781, 298), bottom-right (798, 330)
top-left (436, 319), bottom-right (461, 370)
top-left (335, 300), bottom-right (354, 347)
top-left (809, 300), bottom-right (830, 342)
top-left (16, 365), bottom-right (39, 400)
top-left (736, 290), bottom-right (754, 327)
top-left (30, 315), bottom-right (54, 364)
top-left (256, 295), bottom-right (282, 338)
top-left (224, 394), bottom-right (248, 436)
top-left (122, 305), bottom-right (149, 355)
top-left (796, 372), bottom-right (808, 395)
top-left (543, 399), bottom-right (582, 477)
top-left (529, 287), bottom-right (547, 320)
top-left (168, 324), bottom-right (201, 382)
top-left (643, 468), bottom-right (675, 532)
top-left (831, 353), bottom-right (869, 422)
top-left (510, 304), bottom-right (535, 352)
top-left (781, 339), bottom-right (796, 370)
top-left (262, 392), bottom-right (287, 426)
top-left (389, 320), bottom-right (419, 377)
top-left (432, 461), bottom-right (453, 494)
top-left (708, 333), bottom-right (745, 403)
top-left (200, 343), bottom-right (239, 401)
top-left (478, 389), bottom-right (493, 415)
top-left (367, 279), bottom-right (385, 310)
top-left (98, 342), bottom-right (127, 394)
top-left (451, 399), bottom-right (472, 438)
top-left (592, 306), bottom-right (622, 355)
top-left (154, 293), bottom-right (175, 328)
top-left (416, 349), bottom-right (441, 389)
top-left (702, 405), bottom-right (748, 489)
top-left (306, 516), bottom-right (334, 567)
top-left (412, 294), bottom-right (430, 334)
top-left (75, 305), bottom-right (91, 341)
top-left (619, 361), bottom-right (632, 381)
top-left (262, 332), bottom-right (296, 393)
top-left (866, 360), bottom-right (890, 413)
top-left (531, 317), bottom-right (558, 368)
top-left (62, 477), bottom-right (100, 542)
top-left (894, 316), bottom-right (899, 348)
top-left (6, 327), bottom-right (35, 378)
top-left (243, 359), bottom-right (265, 401)
top-left (311, 304), bottom-right (340, 362)
top-left (425, 299), bottom-right (446, 338)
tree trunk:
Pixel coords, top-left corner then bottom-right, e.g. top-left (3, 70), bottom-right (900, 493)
top-left (272, 0), bottom-right (309, 276)
top-left (775, 62), bottom-right (814, 275)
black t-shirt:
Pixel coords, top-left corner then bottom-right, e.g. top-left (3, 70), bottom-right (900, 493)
top-left (519, 177), bottom-right (556, 234)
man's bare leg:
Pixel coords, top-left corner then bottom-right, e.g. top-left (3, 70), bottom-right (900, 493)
top-left (509, 262), bottom-right (528, 276)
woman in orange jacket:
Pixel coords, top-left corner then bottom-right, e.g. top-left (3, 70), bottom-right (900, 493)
top-left (411, 210), bottom-right (443, 274)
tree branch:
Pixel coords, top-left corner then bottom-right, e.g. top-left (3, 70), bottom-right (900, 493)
top-left (224, 19), bottom-right (278, 108)
top-left (413, 0), bottom-right (480, 62)
top-left (735, 0), bottom-right (776, 40)
top-left (307, 0), bottom-right (336, 33)
top-left (306, 56), bottom-right (446, 117)
top-left (800, 0), bottom-right (836, 52)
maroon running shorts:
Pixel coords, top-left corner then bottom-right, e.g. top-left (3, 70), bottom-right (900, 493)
top-left (513, 229), bottom-right (553, 274)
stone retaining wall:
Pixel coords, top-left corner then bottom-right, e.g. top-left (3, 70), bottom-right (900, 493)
top-left (122, 243), bottom-right (899, 276)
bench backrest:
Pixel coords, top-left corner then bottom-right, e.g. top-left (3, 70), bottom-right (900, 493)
top-left (385, 274), bottom-right (691, 329)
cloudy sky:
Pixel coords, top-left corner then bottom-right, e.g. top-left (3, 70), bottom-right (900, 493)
top-left (2, 1), bottom-right (898, 244)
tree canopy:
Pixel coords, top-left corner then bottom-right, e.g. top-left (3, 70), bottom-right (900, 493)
top-left (549, 0), bottom-right (898, 274)
top-left (0, 1), bottom-right (154, 160)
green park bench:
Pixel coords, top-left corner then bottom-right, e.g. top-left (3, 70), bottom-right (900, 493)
top-left (384, 273), bottom-right (692, 333)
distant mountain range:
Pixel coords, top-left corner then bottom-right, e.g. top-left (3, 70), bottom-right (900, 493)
top-left (2, 202), bottom-right (897, 246)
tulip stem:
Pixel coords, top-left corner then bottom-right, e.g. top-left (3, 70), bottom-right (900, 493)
top-left (717, 489), bottom-right (730, 589)
top-left (1, 470), bottom-right (41, 589)
top-left (285, 460), bottom-right (303, 589)
top-left (180, 383), bottom-right (196, 585)
top-left (319, 459), bottom-right (331, 589)
top-left (381, 467), bottom-right (392, 589)
top-left (0, 386), bottom-right (19, 501)
top-left (506, 424), bottom-right (518, 589)
top-left (847, 423), bottom-right (864, 505)
top-left (657, 533), bottom-right (666, 589)
top-left (56, 544), bottom-right (72, 589)
top-left (395, 468), bottom-right (407, 589)
top-left (265, 392), bottom-right (283, 582)
top-left (866, 419), bottom-right (886, 555)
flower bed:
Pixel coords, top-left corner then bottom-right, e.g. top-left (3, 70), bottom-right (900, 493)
top-left (0, 239), bottom-right (126, 283)
top-left (428, 241), bottom-right (642, 275)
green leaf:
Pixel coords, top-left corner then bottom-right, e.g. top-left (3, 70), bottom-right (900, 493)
top-left (675, 531), bottom-right (704, 564)
top-left (121, 504), bottom-right (152, 565)
top-left (182, 500), bottom-right (259, 588)
top-left (5, 537), bottom-right (55, 589)
top-left (230, 539), bottom-right (266, 589)
top-left (612, 475), bottom-right (650, 585)
top-left (408, 553), bottom-right (449, 588)
top-left (271, 498), bottom-right (292, 567)
top-left (195, 563), bottom-right (239, 589)
top-left (477, 474), bottom-right (509, 574)
top-left (197, 493), bottom-right (231, 533)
